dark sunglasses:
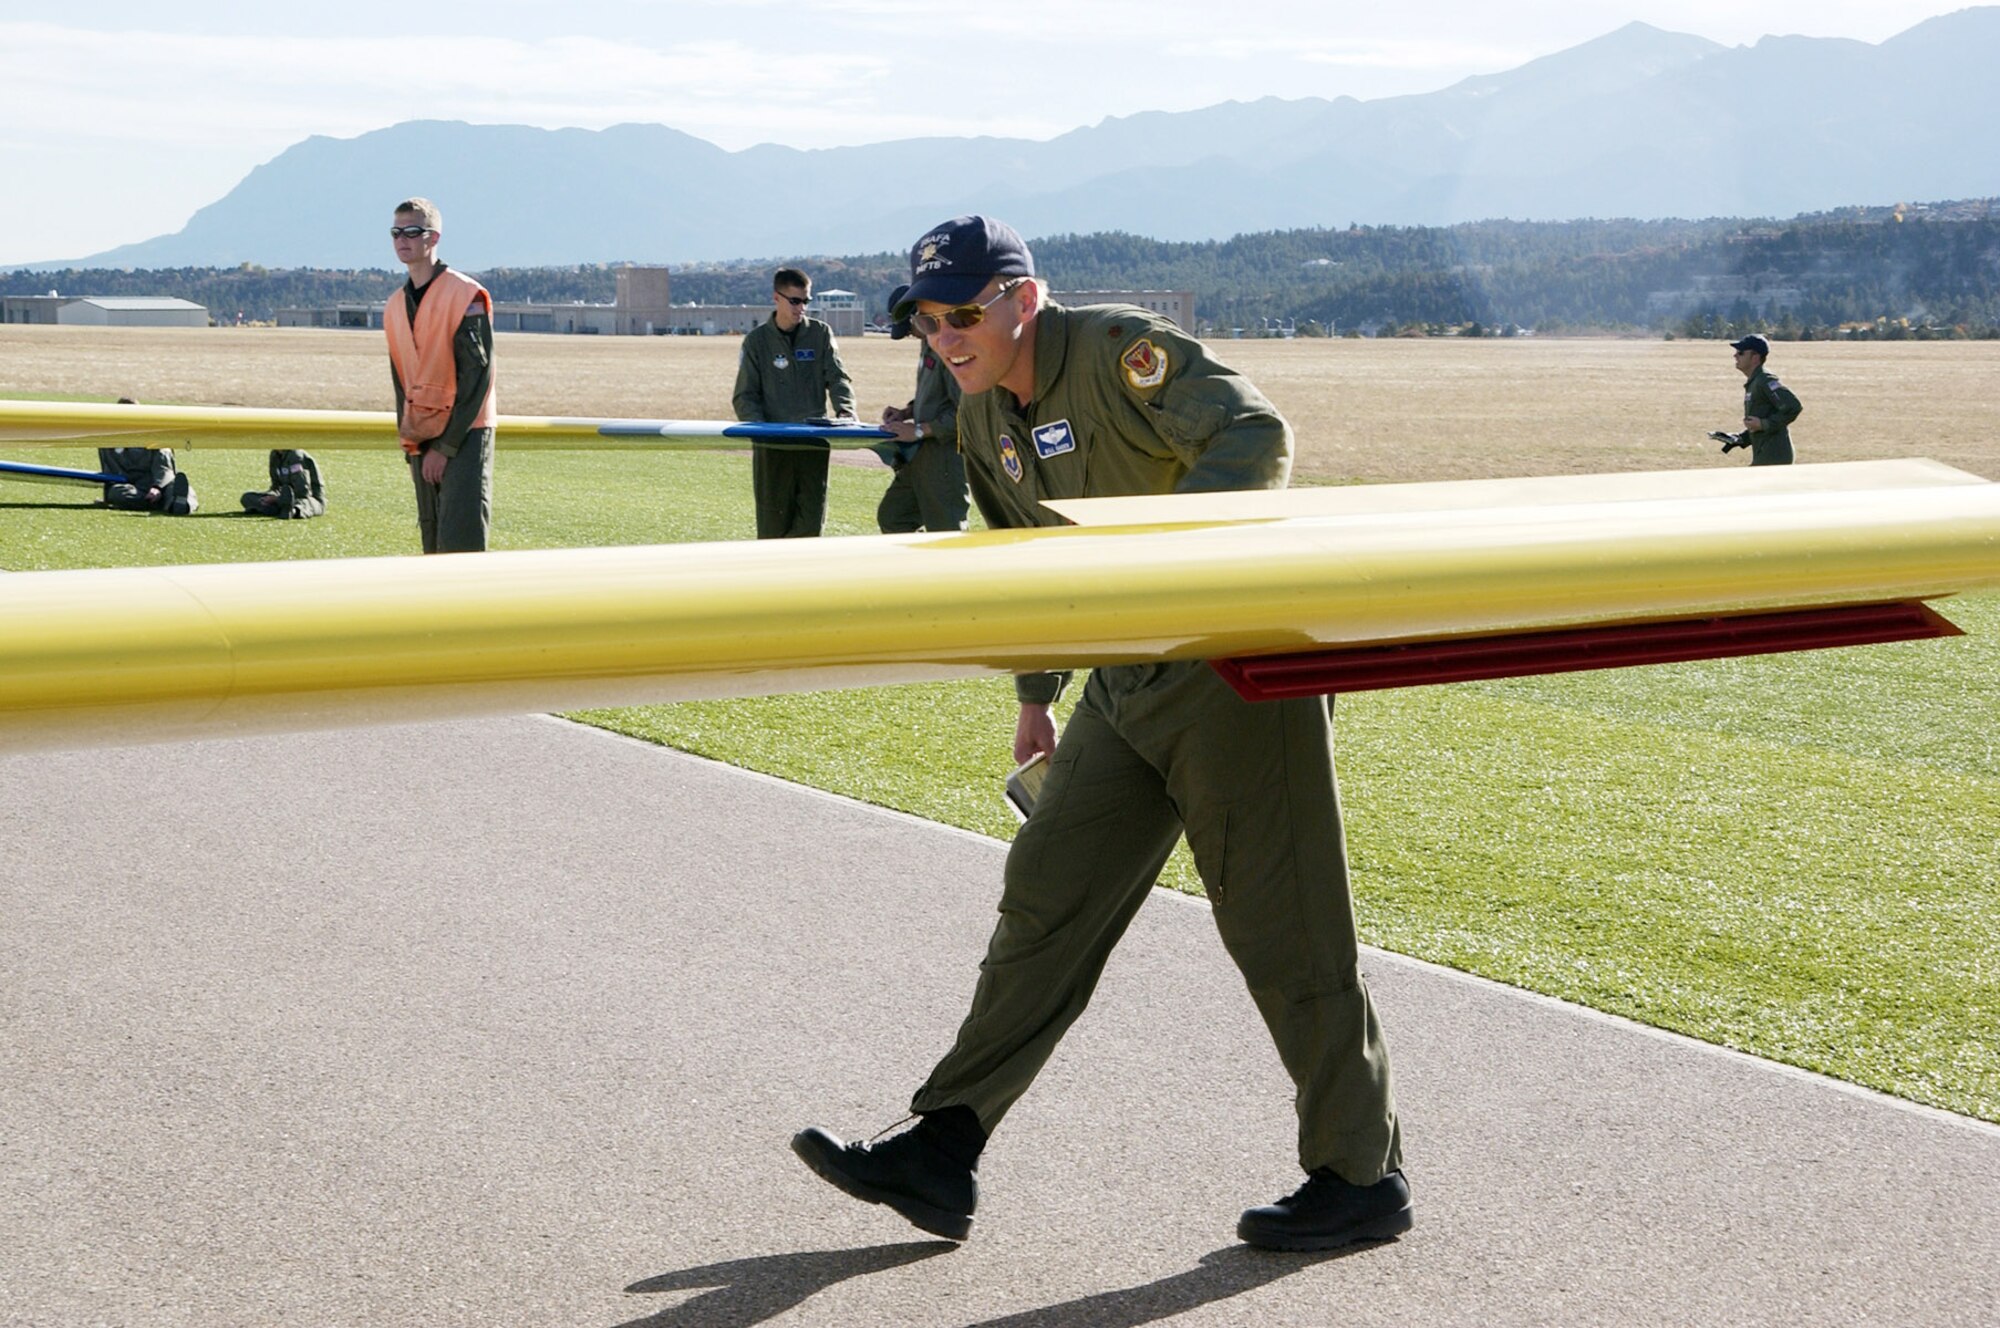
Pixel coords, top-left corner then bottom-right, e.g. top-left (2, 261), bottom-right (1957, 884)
top-left (781, 294), bottom-right (811, 307)
top-left (389, 225), bottom-right (434, 239)
top-left (909, 280), bottom-right (1024, 337)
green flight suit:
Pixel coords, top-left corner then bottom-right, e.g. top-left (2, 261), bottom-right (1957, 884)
top-left (240, 449), bottom-right (326, 519)
top-left (1743, 366), bottom-right (1801, 466)
top-left (733, 315), bottom-right (856, 538)
top-left (876, 342), bottom-right (970, 534)
top-left (97, 445), bottom-right (177, 512)
top-left (909, 303), bottom-right (1403, 1184)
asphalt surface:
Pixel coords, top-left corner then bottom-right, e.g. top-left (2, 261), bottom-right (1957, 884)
top-left (3, 715), bottom-right (1996, 1327)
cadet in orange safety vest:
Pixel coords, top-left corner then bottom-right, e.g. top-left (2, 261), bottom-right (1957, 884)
top-left (385, 196), bottom-right (494, 553)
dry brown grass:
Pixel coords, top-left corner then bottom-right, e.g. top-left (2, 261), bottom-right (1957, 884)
top-left (3, 324), bottom-right (1995, 483)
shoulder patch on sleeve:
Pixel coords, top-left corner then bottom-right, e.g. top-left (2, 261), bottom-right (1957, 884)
top-left (1121, 337), bottom-right (1169, 391)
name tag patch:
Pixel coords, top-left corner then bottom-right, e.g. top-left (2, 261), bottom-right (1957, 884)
top-left (1031, 419), bottom-right (1076, 459)
top-left (794, 348), bottom-right (817, 362)
top-left (998, 434), bottom-right (1023, 482)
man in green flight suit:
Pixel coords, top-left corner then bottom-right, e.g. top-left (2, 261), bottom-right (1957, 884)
top-left (792, 216), bottom-right (1409, 1252)
top-left (1730, 334), bottom-right (1802, 466)
top-left (875, 282), bottom-right (970, 533)
top-left (98, 445), bottom-right (195, 515)
top-left (732, 267), bottom-right (857, 537)
top-left (240, 449), bottom-right (326, 519)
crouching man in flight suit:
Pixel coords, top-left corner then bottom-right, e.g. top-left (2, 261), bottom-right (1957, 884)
top-left (98, 445), bottom-right (196, 515)
top-left (97, 397), bottom-right (195, 515)
top-left (240, 449), bottom-right (326, 519)
top-left (875, 281), bottom-right (970, 534)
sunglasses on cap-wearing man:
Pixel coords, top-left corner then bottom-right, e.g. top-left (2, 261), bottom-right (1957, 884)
top-left (909, 280), bottom-right (1026, 338)
top-left (389, 225), bottom-right (434, 238)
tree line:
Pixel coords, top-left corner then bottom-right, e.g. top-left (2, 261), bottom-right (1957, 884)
top-left (8, 202), bottom-right (1997, 338)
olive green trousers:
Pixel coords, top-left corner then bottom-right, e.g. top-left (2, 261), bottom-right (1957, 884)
top-left (912, 660), bottom-right (1403, 1182)
top-left (875, 441), bottom-right (970, 534)
top-left (409, 428), bottom-right (492, 554)
top-left (752, 442), bottom-right (830, 538)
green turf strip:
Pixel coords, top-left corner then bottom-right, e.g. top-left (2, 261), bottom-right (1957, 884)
top-left (7, 437), bottom-right (1994, 1121)
top-left (1339, 683), bottom-right (1998, 1119)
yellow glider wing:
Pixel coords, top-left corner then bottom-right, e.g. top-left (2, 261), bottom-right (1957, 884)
top-left (0, 398), bottom-right (890, 449)
top-left (1, 461), bottom-right (1995, 753)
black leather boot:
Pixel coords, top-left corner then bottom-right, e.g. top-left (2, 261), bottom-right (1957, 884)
top-left (791, 1123), bottom-right (978, 1241)
top-left (1237, 1167), bottom-right (1413, 1251)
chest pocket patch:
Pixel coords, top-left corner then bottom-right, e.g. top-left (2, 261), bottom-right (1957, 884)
top-left (794, 348), bottom-right (817, 362)
top-left (998, 434), bottom-right (1024, 482)
top-left (1031, 419), bottom-right (1077, 459)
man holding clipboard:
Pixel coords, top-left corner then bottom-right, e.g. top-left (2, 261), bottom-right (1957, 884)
top-left (792, 216), bottom-right (1410, 1253)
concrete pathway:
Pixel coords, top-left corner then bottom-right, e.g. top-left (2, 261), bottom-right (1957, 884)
top-left (3, 716), bottom-right (1995, 1327)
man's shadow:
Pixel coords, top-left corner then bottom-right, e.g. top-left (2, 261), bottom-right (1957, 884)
top-left (957, 1243), bottom-right (1374, 1328)
top-left (615, 1241), bottom-right (955, 1328)
top-left (614, 1239), bottom-right (1382, 1328)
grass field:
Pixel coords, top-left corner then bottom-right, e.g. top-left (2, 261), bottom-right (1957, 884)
top-left (3, 325), bottom-right (1996, 1122)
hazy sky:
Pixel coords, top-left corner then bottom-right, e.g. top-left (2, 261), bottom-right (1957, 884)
top-left (0, 0), bottom-right (1984, 265)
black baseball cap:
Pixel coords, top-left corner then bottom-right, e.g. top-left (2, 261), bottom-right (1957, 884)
top-left (904, 215), bottom-right (1035, 308)
top-left (885, 283), bottom-right (912, 340)
top-left (1730, 334), bottom-right (1770, 356)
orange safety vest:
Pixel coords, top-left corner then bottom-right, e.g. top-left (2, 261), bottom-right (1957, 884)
top-left (384, 267), bottom-right (496, 454)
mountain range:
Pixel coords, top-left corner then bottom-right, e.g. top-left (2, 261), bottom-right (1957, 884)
top-left (67, 7), bottom-right (2000, 271)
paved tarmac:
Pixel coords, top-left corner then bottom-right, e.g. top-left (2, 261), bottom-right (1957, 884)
top-left (3, 715), bottom-right (1996, 1327)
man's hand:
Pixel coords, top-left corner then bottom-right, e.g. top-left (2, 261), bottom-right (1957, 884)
top-left (881, 404), bottom-right (911, 426)
top-left (1743, 416), bottom-right (1766, 433)
top-left (1014, 703), bottom-right (1058, 766)
top-left (420, 448), bottom-right (449, 484)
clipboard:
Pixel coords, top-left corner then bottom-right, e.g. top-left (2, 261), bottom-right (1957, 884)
top-left (1004, 752), bottom-right (1050, 822)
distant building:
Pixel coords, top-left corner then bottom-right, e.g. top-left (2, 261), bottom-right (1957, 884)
top-left (664, 288), bottom-right (865, 339)
top-left (811, 289), bottom-right (866, 338)
top-left (656, 304), bottom-right (771, 337)
top-left (1, 294), bottom-right (66, 325)
top-left (276, 266), bottom-right (877, 338)
top-left (58, 297), bottom-right (210, 327)
top-left (489, 265), bottom-right (677, 335)
top-left (611, 265), bottom-right (672, 335)
top-left (276, 265), bottom-right (783, 336)
top-left (4, 293), bottom-right (209, 327)
top-left (278, 304), bottom-right (382, 330)
top-left (1053, 289), bottom-right (1195, 331)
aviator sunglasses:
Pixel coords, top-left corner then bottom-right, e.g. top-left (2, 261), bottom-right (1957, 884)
top-left (389, 225), bottom-right (434, 239)
top-left (909, 280), bottom-right (1025, 337)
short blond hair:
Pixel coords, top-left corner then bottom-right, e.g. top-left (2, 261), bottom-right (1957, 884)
top-left (394, 197), bottom-right (442, 231)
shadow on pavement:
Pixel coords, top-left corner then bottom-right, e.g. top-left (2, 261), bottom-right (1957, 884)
top-left (615, 1240), bottom-right (959, 1327)
top-left (957, 1241), bottom-right (1386, 1327)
